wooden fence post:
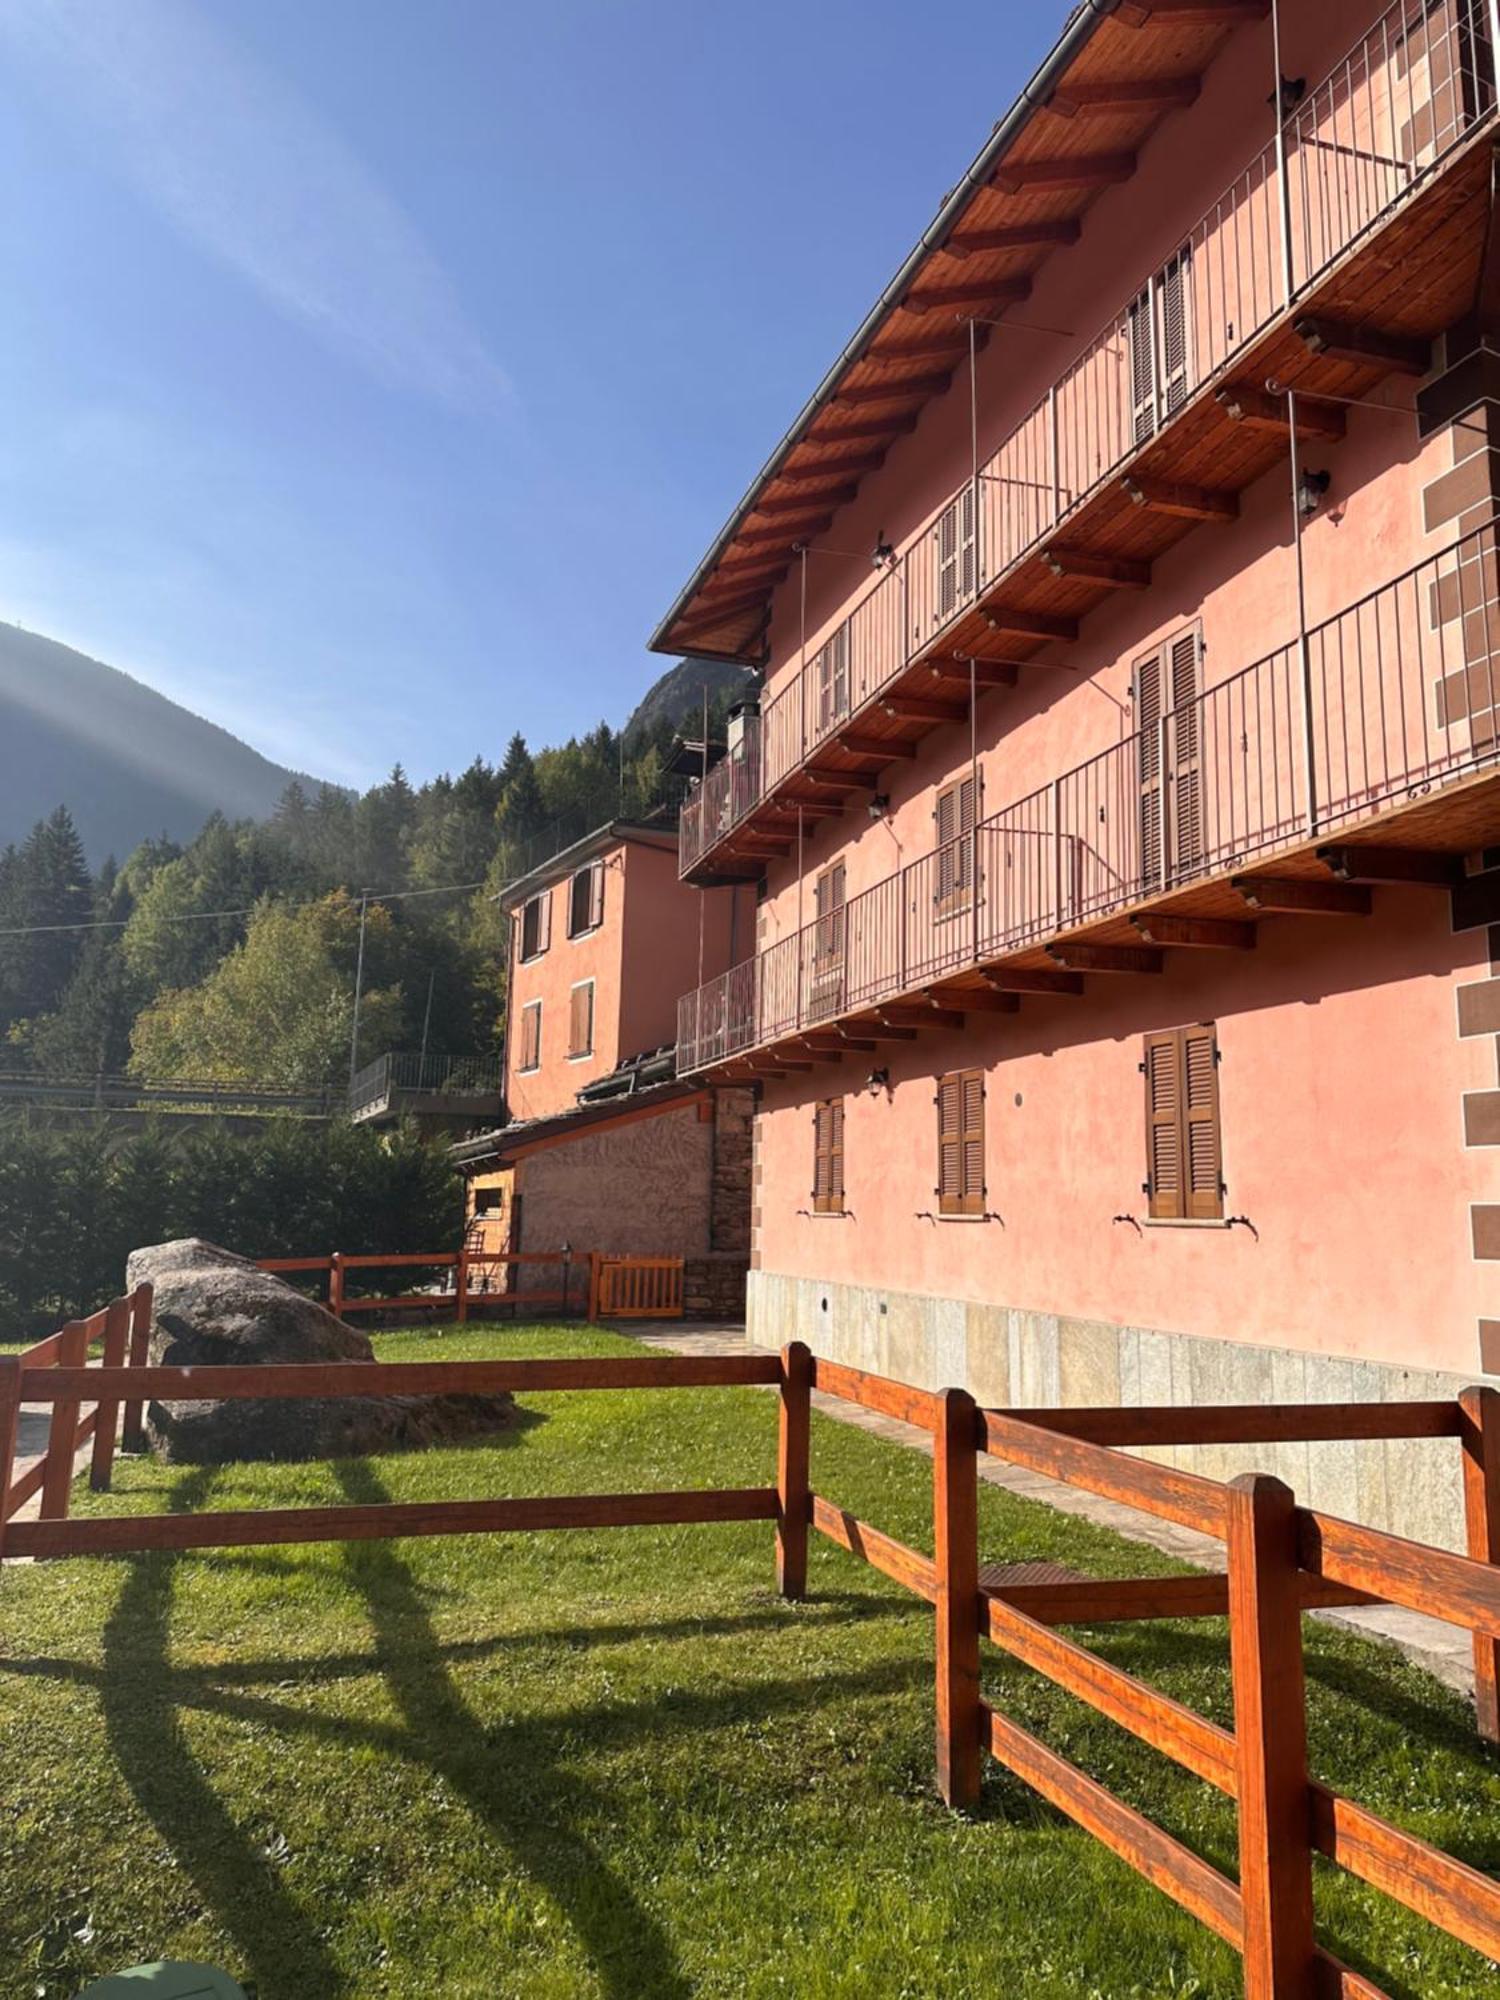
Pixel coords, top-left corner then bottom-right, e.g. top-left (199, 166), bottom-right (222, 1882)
top-left (587, 1252), bottom-right (601, 1323)
top-left (934, 1386), bottom-right (981, 1811)
top-left (120, 1282), bottom-right (152, 1453)
top-left (0, 1354), bottom-right (21, 1561)
top-left (776, 1341), bottom-right (813, 1599)
top-left (1226, 1472), bottom-right (1317, 1999)
top-left (329, 1253), bottom-right (345, 1321)
top-left (89, 1296), bottom-right (130, 1492)
top-left (39, 1319), bottom-right (88, 1522)
top-left (1460, 1386), bottom-right (1500, 1742)
top-left (455, 1247), bottom-right (470, 1325)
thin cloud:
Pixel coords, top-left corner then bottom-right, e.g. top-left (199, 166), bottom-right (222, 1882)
top-left (0, 0), bottom-right (509, 413)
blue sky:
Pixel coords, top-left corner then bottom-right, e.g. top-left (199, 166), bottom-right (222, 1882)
top-left (0, 0), bottom-right (1055, 790)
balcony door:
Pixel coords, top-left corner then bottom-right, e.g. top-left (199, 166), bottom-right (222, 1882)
top-left (1136, 627), bottom-right (1202, 895)
top-left (810, 861), bottom-right (847, 1019)
top-left (814, 626), bottom-right (850, 740)
top-left (935, 487), bottom-right (977, 627)
top-left (1128, 244), bottom-right (1193, 447)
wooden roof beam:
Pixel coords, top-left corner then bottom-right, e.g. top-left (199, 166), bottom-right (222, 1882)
top-left (1295, 317), bottom-right (1431, 377)
top-left (991, 153), bottom-right (1136, 194)
top-left (1121, 475), bottom-right (1239, 521)
top-left (878, 1004), bottom-right (965, 1031)
top-left (1216, 384), bottom-right (1347, 441)
top-left (1046, 942), bottom-right (1164, 974)
top-left (874, 332), bottom-right (982, 361)
top-left (925, 986), bottom-right (1019, 1014)
top-left (881, 693), bottom-right (968, 723)
top-left (901, 279), bottom-right (1032, 316)
top-left (1117, 0), bottom-right (1268, 22)
top-left (1042, 549), bottom-right (1152, 588)
top-left (847, 1020), bottom-right (918, 1041)
top-left (755, 487), bottom-right (858, 516)
top-left (945, 220), bottom-right (1082, 257)
top-left (839, 732), bottom-right (916, 759)
top-left (1130, 915), bottom-right (1257, 950)
top-left (1048, 75), bottom-right (1202, 116)
top-left (737, 520), bottom-right (830, 547)
top-left (807, 413), bottom-right (920, 443)
top-left (804, 766), bottom-right (880, 791)
top-left (674, 594), bottom-right (771, 636)
top-left (834, 372), bottom-right (952, 405)
top-left (979, 967), bottom-right (1084, 996)
top-left (1230, 876), bottom-right (1372, 915)
top-left (1315, 845), bottom-right (1462, 886)
top-left (927, 658), bottom-right (1019, 688)
top-left (778, 451), bottom-right (888, 482)
top-left (985, 609), bottom-right (1079, 643)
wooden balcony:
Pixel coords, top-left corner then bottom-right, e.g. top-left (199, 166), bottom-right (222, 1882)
top-left (678, 516), bottom-right (1500, 1078)
top-left (679, 0), bottom-right (1500, 885)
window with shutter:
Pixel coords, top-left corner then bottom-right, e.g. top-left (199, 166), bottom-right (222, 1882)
top-left (1157, 245), bottom-right (1192, 417)
top-left (521, 890), bottom-right (552, 960)
top-left (568, 862), bottom-right (604, 938)
top-left (1127, 285), bottom-right (1157, 445)
top-left (815, 627), bottom-right (850, 737)
top-left (519, 1000), bottom-right (542, 1073)
top-left (937, 1068), bottom-right (985, 1216)
top-left (935, 774), bottom-right (977, 916)
top-left (1135, 625), bottom-right (1201, 892)
top-left (568, 980), bottom-right (594, 1058)
top-left (936, 487), bottom-right (976, 623)
top-left (1142, 1025), bottom-right (1222, 1220)
top-left (812, 1097), bottom-right (845, 1214)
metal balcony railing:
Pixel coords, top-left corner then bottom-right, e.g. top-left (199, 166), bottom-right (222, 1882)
top-left (679, 0), bottom-right (1497, 879)
top-left (348, 1050), bottom-right (504, 1119)
top-left (677, 515), bottom-right (1500, 1070)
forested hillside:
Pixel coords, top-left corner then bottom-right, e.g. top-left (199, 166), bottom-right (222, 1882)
top-left (0, 701), bottom-right (727, 1093)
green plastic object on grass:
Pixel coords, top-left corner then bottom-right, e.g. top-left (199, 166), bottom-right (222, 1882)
top-left (76, 1967), bottom-right (248, 1999)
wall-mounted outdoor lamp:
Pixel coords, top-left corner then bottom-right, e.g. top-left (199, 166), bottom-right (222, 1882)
top-left (1297, 468), bottom-right (1332, 518)
top-left (866, 1066), bottom-right (891, 1098)
top-left (867, 793), bottom-right (890, 821)
top-left (871, 533), bottom-right (896, 571)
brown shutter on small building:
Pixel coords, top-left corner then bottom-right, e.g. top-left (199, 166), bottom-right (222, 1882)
top-left (813, 1097), bottom-right (845, 1214)
top-left (534, 889), bottom-right (552, 954)
top-left (935, 775), bottom-right (977, 913)
top-left (937, 1068), bottom-right (984, 1216)
top-left (1142, 1025), bottom-right (1222, 1220)
top-left (520, 1001), bottom-right (542, 1072)
top-left (588, 861), bottom-right (605, 930)
top-left (568, 982), bottom-right (594, 1058)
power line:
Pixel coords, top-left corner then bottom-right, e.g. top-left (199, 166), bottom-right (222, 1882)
top-left (0, 877), bottom-right (491, 940)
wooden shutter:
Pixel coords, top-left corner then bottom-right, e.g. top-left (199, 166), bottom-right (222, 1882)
top-left (1167, 628), bottom-right (1202, 876)
top-left (937, 487), bottom-right (976, 621)
top-left (534, 890), bottom-right (552, 954)
top-left (588, 860), bottom-right (605, 930)
top-left (937, 1068), bottom-right (984, 1216)
top-left (814, 862), bottom-right (846, 966)
top-left (816, 627), bottom-right (850, 735)
top-left (813, 1097), bottom-right (845, 1214)
top-left (935, 774), bottom-right (977, 913)
top-left (569, 982), bottom-right (594, 1058)
top-left (1143, 1025), bottom-right (1222, 1220)
top-left (520, 1001), bottom-right (542, 1072)
top-left (1157, 246), bottom-right (1192, 416)
top-left (1128, 286), bottom-right (1157, 444)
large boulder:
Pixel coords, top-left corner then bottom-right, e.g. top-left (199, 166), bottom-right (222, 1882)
top-left (126, 1239), bottom-right (517, 1464)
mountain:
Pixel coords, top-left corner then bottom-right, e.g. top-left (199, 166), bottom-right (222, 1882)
top-left (624, 655), bottom-right (756, 743)
top-left (0, 623), bottom-right (335, 862)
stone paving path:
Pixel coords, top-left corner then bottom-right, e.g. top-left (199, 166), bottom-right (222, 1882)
top-left (625, 1321), bottom-right (1475, 1700)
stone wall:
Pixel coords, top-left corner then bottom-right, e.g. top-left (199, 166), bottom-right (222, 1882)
top-left (684, 1250), bottom-right (750, 1319)
top-left (518, 1101), bottom-right (713, 1260)
top-left (747, 1269), bottom-right (1489, 1552)
top-left (709, 1087), bottom-right (755, 1254)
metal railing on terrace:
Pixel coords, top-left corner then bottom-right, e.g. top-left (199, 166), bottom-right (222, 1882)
top-left (348, 1050), bottom-right (505, 1119)
top-left (678, 0), bottom-right (1497, 880)
top-left (677, 515), bottom-right (1500, 1071)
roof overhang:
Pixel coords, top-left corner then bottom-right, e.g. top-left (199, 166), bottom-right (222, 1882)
top-left (496, 819), bottom-right (680, 909)
top-left (648, 0), bottom-right (1266, 664)
top-left (451, 1079), bottom-right (708, 1167)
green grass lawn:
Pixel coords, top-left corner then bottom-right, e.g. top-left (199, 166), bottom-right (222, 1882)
top-left (2, 1323), bottom-right (1498, 2000)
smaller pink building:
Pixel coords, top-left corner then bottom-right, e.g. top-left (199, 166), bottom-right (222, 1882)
top-left (459, 818), bottom-right (757, 1316)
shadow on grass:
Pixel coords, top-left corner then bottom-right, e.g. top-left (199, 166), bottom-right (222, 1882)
top-left (62, 1454), bottom-right (929, 2000)
top-left (100, 1466), bottom-right (347, 1999)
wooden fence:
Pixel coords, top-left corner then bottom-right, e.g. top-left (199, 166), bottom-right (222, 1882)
top-left (2, 1324), bottom-right (1498, 1996)
top-left (1, 1284), bottom-right (153, 1526)
top-left (259, 1249), bottom-right (683, 1323)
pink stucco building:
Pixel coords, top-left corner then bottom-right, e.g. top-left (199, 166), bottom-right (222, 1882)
top-left (656, 0), bottom-right (1500, 1544)
top-left (458, 819), bottom-right (756, 1316)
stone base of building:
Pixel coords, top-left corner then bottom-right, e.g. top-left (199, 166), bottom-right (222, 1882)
top-left (747, 1270), bottom-right (1494, 1552)
top-left (683, 1251), bottom-right (749, 1319)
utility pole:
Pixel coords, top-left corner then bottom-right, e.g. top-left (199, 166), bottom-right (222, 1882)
top-left (419, 967), bottom-right (436, 1065)
top-left (348, 891), bottom-right (370, 1093)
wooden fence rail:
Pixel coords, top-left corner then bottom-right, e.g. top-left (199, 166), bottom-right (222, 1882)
top-left (258, 1249), bottom-right (685, 1324)
top-left (2, 1319), bottom-right (1499, 1996)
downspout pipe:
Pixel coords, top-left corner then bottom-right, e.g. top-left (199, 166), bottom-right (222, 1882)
top-left (648, 0), bottom-right (1126, 658)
